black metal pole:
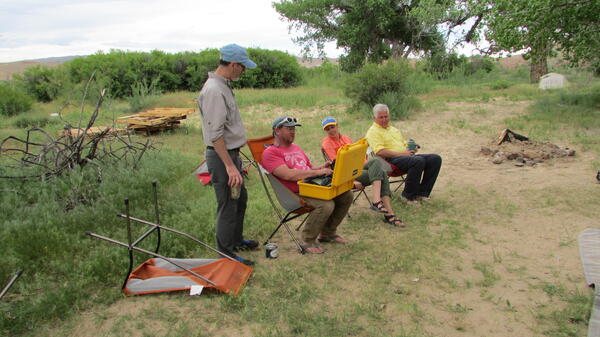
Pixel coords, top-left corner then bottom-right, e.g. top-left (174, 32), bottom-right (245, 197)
top-left (122, 198), bottom-right (134, 290)
top-left (151, 180), bottom-right (161, 254)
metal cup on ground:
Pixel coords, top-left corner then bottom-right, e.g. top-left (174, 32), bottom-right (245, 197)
top-left (265, 243), bottom-right (278, 259)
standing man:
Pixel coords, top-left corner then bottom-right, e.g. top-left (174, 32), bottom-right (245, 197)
top-left (365, 104), bottom-right (442, 204)
top-left (262, 116), bottom-right (353, 254)
top-left (199, 44), bottom-right (257, 266)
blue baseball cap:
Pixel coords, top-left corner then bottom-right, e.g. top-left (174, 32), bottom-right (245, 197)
top-left (272, 116), bottom-right (301, 129)
top-left (220, 44), bottom-right (257, 69)
top-left (321, 116), bottom-right (337, 130)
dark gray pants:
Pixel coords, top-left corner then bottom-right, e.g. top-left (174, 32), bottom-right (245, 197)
top-left (205, 148), bottom-right (247, 258)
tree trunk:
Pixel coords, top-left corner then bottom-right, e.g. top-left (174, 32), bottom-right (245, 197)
top-left (530, 54), bottom-right (548, 84)
top-left (529, 41), bottom-right (550, 84)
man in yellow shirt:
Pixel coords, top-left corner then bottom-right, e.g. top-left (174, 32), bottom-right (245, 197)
top-left (365, 104), bottom-right (442, 202)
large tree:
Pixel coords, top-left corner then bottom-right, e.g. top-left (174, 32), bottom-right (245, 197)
top-left (273, 0), bottom-right (444, 71)
top-left (413, 0), bottom-right (600, 82)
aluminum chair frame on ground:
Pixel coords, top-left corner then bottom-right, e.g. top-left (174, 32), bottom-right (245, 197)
top-left (85, 181), bottom-right (252, 296)
top-left (247, 135), bottom-right (314, 254)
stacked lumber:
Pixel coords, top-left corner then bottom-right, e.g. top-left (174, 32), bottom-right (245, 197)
top-left (60, 126), bottom-right (126, 137)
top-left (117, 108), bottom-right (194, 134)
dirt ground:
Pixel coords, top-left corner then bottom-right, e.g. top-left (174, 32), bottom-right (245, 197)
top-left (55, 97), bottom-right (598, 337)
top-left (396, 98), bottom-right (598, 336)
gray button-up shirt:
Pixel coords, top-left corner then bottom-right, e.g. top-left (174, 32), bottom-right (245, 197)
top-left (198, 72), bottom-right (247, 149)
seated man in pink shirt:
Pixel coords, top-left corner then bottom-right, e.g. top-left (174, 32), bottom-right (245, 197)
top-left (262, 116), bottom-right (353, 254)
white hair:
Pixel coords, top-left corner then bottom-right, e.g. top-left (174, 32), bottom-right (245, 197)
top-left (372, 103), bottom-right (389, 117)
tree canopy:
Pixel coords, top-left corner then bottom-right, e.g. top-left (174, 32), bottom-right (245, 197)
top-left (276, 0), bottom-right (599, 76)
top-left (413, 0), bottom-right (600, 79)
top-left (274, 0), bottom-right (444, 71)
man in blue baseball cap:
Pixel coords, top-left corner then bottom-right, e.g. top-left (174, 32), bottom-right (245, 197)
top-left (198, 44), bottom-right (257, 266)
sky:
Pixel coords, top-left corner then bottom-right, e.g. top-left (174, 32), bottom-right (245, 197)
top-left (0, 0), bottom-right (344, 63)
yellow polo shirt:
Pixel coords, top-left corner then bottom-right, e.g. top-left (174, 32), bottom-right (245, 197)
top-left (365, 122), bottom-right (407, 154)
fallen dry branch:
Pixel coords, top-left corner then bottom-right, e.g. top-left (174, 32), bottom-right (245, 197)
top-left (0, 88), bottom-right (155, 180)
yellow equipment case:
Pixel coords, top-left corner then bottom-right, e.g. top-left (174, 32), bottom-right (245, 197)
top-left (298, 138), bottom-right (368, 200)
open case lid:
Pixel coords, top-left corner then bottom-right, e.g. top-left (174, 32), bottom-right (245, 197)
top-left (331, 138), bottom-right (368, 187)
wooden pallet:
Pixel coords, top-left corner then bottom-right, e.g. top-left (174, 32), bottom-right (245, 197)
top-left (60, 126), bottom-right (126, 137)
top-left (117, 108), bottom-right (194, 133)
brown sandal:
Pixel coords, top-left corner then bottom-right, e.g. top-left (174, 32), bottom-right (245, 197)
top-left (383, 215), bottom-right (406, 227)
top-left (370, 200), bottom-right (388, 214)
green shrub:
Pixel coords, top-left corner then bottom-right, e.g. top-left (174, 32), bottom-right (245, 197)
top-left (424, 52), bottom-right (468, 79)
top-left (301, 61), bottom-right (345, 88)
top-left (65, 48), bottom-right (302, 98)
top-left (13, 65), bottom-right (67, 102)
top-left (127, 77), bottom-right (162, 112)
top-left (233, 48), bottom-right (302, 89)
top-left (464, 56), bottom-right (495, 76)
top-left (343, 59), bottom-right (416, 118)
top-left (12, 114), bottom-right (52, 128)
top-left (0, 83), bottom-right (33, 116)
top-left (489, 80), bottom-right (513, 90)
top-left (376, 91), bottom-right (421, 120)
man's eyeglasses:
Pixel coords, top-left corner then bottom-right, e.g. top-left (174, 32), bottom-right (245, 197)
top-left (236, 63), bottom-right (246, 71)
top-left (275, 116), bottom-right (297, 129)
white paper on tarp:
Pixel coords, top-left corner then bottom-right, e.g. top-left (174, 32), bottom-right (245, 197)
top-left (189, 285), bottom-right (204, 296)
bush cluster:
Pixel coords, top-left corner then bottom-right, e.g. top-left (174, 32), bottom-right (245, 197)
top-left (13, 48), bottom-right (303, 102)
top-left (233, 49), bottom-right (302, 89)
top-left (423, 53), bottom-right (496, 79)
top-left (13, 65), bottom-right (67, 102)
top-left (0, 82), bottom-right (33, 116)
top-left (12, 114), bottom-right (53, 128)
top-left (343, 59), bottom-right (418, 119)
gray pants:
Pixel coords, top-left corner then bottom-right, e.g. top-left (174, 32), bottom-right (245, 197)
top-left (205, 148), bottom-right (247, 258)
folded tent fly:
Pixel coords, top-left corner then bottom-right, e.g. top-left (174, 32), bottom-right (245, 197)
top-left (86, 180), bottom-right (252, 296)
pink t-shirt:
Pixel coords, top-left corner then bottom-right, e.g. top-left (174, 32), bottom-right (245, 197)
top-left (262, 144), bottom-right (313, 193)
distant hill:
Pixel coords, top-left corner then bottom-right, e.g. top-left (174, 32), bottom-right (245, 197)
top-left (21, 55), bottom-right (85, 63)
top-left (0, 55), bottom-right (85, 80)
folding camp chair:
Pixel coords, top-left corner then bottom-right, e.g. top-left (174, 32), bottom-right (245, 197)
top-left (86, 181), bottom-right (252, 296)
top-left (367, 148), bottom-right (407, 194)
top-left (193, 150), bottom-right (254, 185)
top-left (247, 136), bottom-right (313, 254)
top-left (321, 147), bottom-right (370, 205)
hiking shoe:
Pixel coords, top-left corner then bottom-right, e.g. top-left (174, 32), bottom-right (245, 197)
top-left (234, 239), bottom-right (260, 252)
top-left (234, 256), bottom-right (255, 266)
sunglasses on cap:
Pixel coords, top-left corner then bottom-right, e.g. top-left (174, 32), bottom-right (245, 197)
top-left (275, 116), bottom-right (298, 129)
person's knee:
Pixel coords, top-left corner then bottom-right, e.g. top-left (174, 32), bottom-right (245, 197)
top-left (315, 200), bottom-right (334, 215)
top-left (412, 156), bottom-right (425, 169)
top-left (341, 190), bottom-right (353, 204)
top-left (430, 154), bottom-right (442, 166)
